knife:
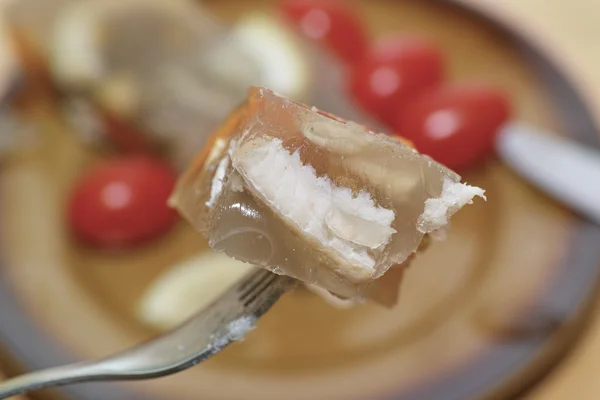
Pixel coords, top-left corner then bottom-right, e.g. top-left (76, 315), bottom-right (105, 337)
top-left (496, 122), bottom-right (600, 225)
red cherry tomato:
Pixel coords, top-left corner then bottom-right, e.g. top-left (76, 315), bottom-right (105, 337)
top-left (280, 0), bottom-right (368, 65)
top-left (349, 35), bottom-right (445, 126)
top-left (68, 156), bottom-right (179, 248)
top-left (392, 83), bottom-right (512, 171)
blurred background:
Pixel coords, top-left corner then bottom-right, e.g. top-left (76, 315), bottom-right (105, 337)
top-left (1, 0), bottom-right (600, 399)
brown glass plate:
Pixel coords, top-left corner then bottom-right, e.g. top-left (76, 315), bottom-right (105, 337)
top-left (2, 0), bottom-right (600, 400)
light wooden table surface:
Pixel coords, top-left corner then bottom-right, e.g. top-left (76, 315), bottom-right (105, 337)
top-left (0, 1), bottom-right (599, 399)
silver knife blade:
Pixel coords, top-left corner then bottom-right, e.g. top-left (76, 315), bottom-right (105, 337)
top-left (497, 122), bottom-right (600, 225)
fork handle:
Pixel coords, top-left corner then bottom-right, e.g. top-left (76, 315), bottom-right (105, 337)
top-left (0, 362), bottom-right (108, 399)
top-left (0, 272), bottom-right (296, 399)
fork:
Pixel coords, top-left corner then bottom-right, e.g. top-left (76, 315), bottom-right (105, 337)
top-left (0, 269), bottom-right (296, 399)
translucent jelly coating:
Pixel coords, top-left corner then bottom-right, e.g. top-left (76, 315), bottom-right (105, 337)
top-left (170, 87), bottom-right (483, 299)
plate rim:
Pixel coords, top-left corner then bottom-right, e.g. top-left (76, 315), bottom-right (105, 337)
top-left (1, 1), bottom-right (600, 400)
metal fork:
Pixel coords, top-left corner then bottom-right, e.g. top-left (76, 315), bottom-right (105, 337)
top-left (0, 269), bottom-right (296, 399)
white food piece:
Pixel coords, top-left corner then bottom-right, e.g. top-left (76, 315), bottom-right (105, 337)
top-left (138, 251), bottom-right (255, 331)
top-left (231, 12), bottom-right (311, 100)
top-left (223, 315), bottom-right (256, 342)
top-left (234, 137), bottom-right (396, 281)
top-left (50, 0), bottom-right (104, 88)
top-left (305, 284), bottom-right (359, 309)
top-left (93, 74), bottom-right (140, 118)
top-left (417, 178), bottom-right (486, 234)
top-left (302, 120), bottom-right (368, 155)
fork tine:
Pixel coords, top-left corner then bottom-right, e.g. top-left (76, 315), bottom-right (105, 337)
top-left (239, 269), bottom-right (274, 300)
top-left (242, 273), bottom-right (280, 307)
top-left (237, 269), bottom-right (270, 292)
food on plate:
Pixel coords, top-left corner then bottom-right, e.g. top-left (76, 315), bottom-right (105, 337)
top-left (349, 35), bottom-right (445, 126)
top-left (68, 156), bottom-right (178, 248)
top-left (276, 0), bottom-right (512, 172)
top-left (231, 12), bottom-right (313, 102)
top-left (280, 0), bottom-right (368, 65)
top-left (48, 0), bottom-right (261, 167)
top-left (139, 251), bottom-right (256, 330)
top-left (5, 0), bottom-right (270, 167)
top-left (169, 87), bottom-right (485, 302)
top-left (392, 83), bottom-right (512, 171)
